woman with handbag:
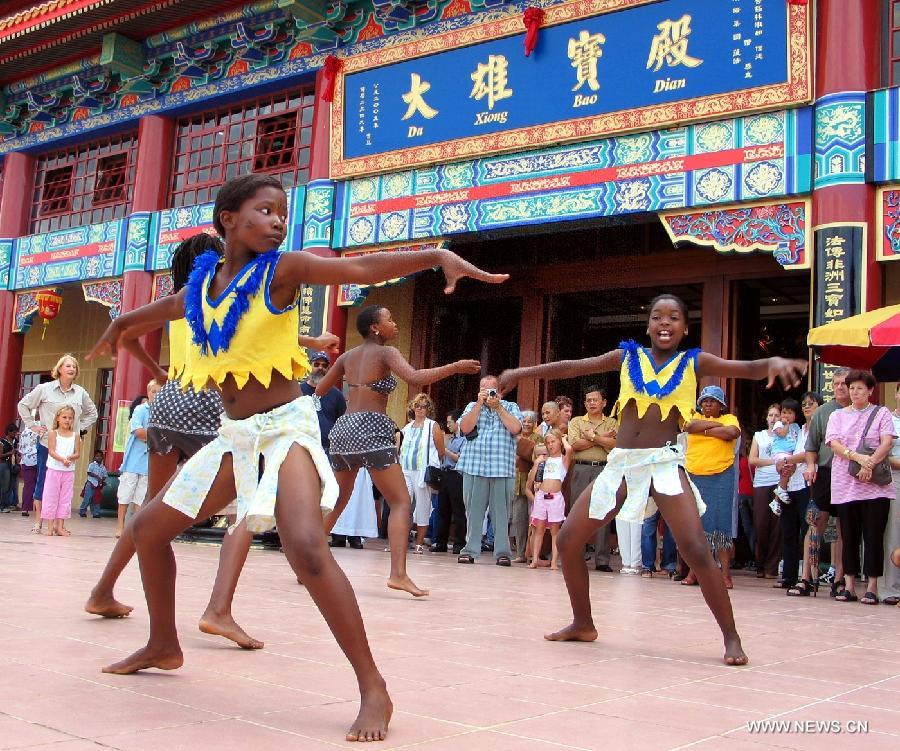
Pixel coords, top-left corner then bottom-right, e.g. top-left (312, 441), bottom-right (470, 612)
top-left (401, 393), bottom-right (445, 554)
top-left (825, 369), bottom-right (896, 604)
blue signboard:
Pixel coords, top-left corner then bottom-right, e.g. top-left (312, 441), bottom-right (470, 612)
top-left (333, 0), bottom-right (810, 178)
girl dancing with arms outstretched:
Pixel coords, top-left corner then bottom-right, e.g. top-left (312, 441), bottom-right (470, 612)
top-left (87, 173), bottom-right (506, 741)
top-left (317, 305), bottom-right (480, 597)
top-left (499, 294), bottom-right (806, 666)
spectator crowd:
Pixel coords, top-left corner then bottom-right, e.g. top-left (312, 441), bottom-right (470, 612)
top-left (3, 353), bottom-right (899, 609)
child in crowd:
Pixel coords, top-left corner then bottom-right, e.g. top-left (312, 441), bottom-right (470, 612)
top-left (116, 382), bottom-right (160, 537)
top-left (770, 398), bottom-right (802, 514)
top-left (87, 172), bottom-right (504, 741)
top-left (42, 406), bottom-right (80, 536)
top-left (0, 423), bottom-right (19, 512)
top-left (528, 429), bottom-right (572, 570)
top-left (524, 444), bottom-right (549, 565)
top-left (79, 450), bottom-right (108, 518)
top-left (500, 293), bottom-right (806, 666)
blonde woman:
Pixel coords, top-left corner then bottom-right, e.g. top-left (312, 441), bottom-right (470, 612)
top-left (17, 354), bottom-right (98, 533)
top-left (400, 393), bottom-right (445, 553)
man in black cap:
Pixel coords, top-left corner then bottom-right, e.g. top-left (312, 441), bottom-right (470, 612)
top-left (300, 350), bottom-right (358, 547)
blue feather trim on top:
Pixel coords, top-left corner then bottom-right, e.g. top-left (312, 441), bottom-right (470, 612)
top-left (184, 250), bottom-right (279, 356)
top-left (619, 339), bottom-right (700, 399)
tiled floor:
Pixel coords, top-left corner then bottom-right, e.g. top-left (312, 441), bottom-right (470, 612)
top-left (1, 514), bottom-right (898, 750)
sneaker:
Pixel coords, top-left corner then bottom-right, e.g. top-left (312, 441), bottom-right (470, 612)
top-left (619, 567), bottom-right (640, 575)
top-left (429, 543), bottom-right (448, 553)
top-left (768, 499), bottom-right (782, 516)
top-left (773, 487), bottom-right (791, 503)
top-left (451, 544), bottom-right (463, 555)
top-left (818, 568), bottom-right (835, 586)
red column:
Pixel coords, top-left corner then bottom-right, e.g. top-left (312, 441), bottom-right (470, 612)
top-left (812, 0), bottom-right (882, 310)
top-left (105, 115), bottom-right (173, 465)
top-left (309, 67), bottom-right (347, 347)
top-left (0, 152), bottom-right (36, 427)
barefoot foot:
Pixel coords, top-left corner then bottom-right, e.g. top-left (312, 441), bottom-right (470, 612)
top-left (102, 645), bottom-right (183, 674)
top-left (199, 612), bottom-right (264, 650)
top-left (386, 575), bottom-right (429, 598)
top-left (544, 622), bottom-right (598, 642)
top-left (723, 635), bottom-right (748, 666)
top-left (85, 592), bottom-right (134, 618)
top-left (346, 684), bottom-right (393, 742)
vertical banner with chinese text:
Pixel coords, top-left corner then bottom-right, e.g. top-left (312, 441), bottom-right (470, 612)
top-left (812, 224), bottom-right (865, 398)
top-left (298, 285), bottom-right (329, 340)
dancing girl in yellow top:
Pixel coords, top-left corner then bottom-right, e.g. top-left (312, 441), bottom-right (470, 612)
top-left (88, 173), bottom-right (506, 742)
top-left (500, 294), bottom-right (806, 666)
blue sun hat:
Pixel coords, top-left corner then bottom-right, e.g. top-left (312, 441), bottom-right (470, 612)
top-left (697, 385), bottom-right (727, 410)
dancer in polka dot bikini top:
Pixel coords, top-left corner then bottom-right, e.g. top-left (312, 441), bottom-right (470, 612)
top-left (317, 303), bottom-right (481, 599)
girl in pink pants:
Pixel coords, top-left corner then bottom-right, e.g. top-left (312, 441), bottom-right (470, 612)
top-left (42, 406), bottom-right (80, 536)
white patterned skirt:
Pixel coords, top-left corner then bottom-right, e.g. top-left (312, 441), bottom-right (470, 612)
top-left (163, 395), bottom-right (337, 533)
top-left (589, 444), bottom-right (706, 523)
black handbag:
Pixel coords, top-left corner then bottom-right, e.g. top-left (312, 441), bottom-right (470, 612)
top-left (424, 465), bottom-right (443, 489)
top-left (847, 407), bottom-right (892, 486)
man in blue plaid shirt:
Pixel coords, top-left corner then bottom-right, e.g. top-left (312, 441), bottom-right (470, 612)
top-left (456, 375), bottom-right (523, 566)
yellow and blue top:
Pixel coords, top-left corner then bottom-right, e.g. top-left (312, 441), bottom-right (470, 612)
top-left (181, 250), bottom-right (310, 391)
top-left (167, 318), bottom-right (189, 380)
top-left (614, 340), bottom-right (700, 428)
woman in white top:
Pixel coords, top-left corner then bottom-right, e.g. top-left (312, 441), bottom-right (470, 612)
top-left (400, 393), bottom-right (444, 554)
top-left (528, 429), bottom-right (573, 570)
top-left (748, 403), bottom-right (783, 579)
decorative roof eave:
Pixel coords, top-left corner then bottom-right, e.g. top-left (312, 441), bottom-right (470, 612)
top-left (0, 0), bottom-right (107, 40)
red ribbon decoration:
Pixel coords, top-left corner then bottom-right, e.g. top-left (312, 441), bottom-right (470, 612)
top-left (320, 55), bottom-right (342, 102)
top-left (787, 0), bottom-right (808, 5)
top-left (523, 7), bottom-right (544, 57)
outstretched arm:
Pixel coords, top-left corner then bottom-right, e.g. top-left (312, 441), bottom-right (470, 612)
top-left (499, 350), bottom-right (622, 395)
top-left (274, 248), bottom-right (508, 295)
top-left (383, 347), bottom-right (480, 387)
top-left (299, 331), bottom-right (340, 355)
top-left (315, 353), bottom-right (345, 397)
top-left (696, 352), bottom-right (807, 389)
top-left (119, 322), bottom-right (169, 385)
top-left (87, 289), bottom-right (187, 361)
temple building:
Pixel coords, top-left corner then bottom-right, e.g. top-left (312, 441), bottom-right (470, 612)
top-left (0, 0), bottom-right (897, 473)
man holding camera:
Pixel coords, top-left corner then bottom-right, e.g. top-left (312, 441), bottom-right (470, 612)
top-left (456, 375), bottom-right (523, 566)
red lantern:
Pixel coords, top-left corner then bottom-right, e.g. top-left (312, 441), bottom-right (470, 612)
top-left (320, 55), bottom-right (342, 103)
top-left (35, 289), bottom-right (62, 340)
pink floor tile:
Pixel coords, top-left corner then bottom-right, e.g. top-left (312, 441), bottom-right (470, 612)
top-left (498, 710), bottom-right (709, 751)
top-left (0, 716), bottom-right (74, 750)
top-left (95, 718), bottom-right (339, 750)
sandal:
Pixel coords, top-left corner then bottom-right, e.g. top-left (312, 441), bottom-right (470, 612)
top-left (829, 581), bottom-right (846, 599)
top-left (860, 592), bottom-right (879, 605)
top-left (413, 544), bottom-right (426, 555)
top-left (787, 579), bottom-right (814, 597)
top-left (457, 554), bottom-right (475, 564)
top-left (496, 555), bottom-right (511, 566)
top-left (722, 574), bottom-right (734, 589)
top-left (681, 572), bottom-right (698, 586)
top-left (30, 524), bottom-right (41, 534)
top-left (640, 569), bottom-right (653, 578)
top-left (834, 590), bottom-right (858, 602)
top-left (882, 595), bottom-right (900, 606)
